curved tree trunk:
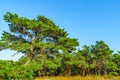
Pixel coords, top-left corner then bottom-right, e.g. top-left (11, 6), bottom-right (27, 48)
top-left (25, 52), bottom-right (33, 65)
top-left (25, 57), bottom-right (31, 64)
top-left (25, 38), bottom-right (34, 64)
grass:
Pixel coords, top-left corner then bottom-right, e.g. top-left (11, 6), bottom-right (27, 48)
top-left (35, 76), bottom-right (120, 80)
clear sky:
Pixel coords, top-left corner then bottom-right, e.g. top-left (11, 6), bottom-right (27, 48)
top-left (0, 0), bottom-right (120, 60)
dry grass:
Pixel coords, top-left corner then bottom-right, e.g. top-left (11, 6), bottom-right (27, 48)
top-left (35, 76), bottom-right (120, 80)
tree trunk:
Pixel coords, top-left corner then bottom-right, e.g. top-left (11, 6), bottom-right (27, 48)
top-left (82, 68), bottom-right (85, 76)
top-left (64, 65), bottom-right (71, 76)
top-left (104, 66), bottom-right (107, 75)
top-left (98, 66), bottom-right (101, 75)
top-left (25, 57), bottom-right (31, 64)
top-left (87, 68), bottom-right (90, 75)
top-left (25, 38), bottom-right (34, 64)
top-left (25, 53), bottom-right (33, 65)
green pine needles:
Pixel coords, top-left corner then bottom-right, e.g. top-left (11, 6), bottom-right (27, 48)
top-left (0, 12), bottom-right (120, 79)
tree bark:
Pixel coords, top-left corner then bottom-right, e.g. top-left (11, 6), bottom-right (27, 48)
top-left (25, 57), bottom-right (31, 64)
top-left (25, 37), bottom-right (34, 64)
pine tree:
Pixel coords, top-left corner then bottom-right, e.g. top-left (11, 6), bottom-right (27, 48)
top-left (91, 41), bottom-right (113, 75)
top-left (0, 12), bottom-right (79, 64)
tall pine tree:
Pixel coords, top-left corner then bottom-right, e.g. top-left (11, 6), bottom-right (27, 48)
top-left (0, 12), bottom-right (79, 64)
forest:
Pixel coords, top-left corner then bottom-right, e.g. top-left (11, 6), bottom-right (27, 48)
top-left (0, 12), bottom-right (120, 80)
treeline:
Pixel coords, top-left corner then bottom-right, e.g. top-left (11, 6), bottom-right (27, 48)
top-left (0, 12), bottom-right (120, 80)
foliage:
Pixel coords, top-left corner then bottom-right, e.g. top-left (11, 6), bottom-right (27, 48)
top-left (0, 12), bottom-right (120, 79)
top-left (1, 12), bottom-right (79, 64)
top-left (0, 59), bottom-right (42, 80)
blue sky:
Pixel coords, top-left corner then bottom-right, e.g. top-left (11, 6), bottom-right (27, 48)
top-left (0, 0), bottom-right (120, 60)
